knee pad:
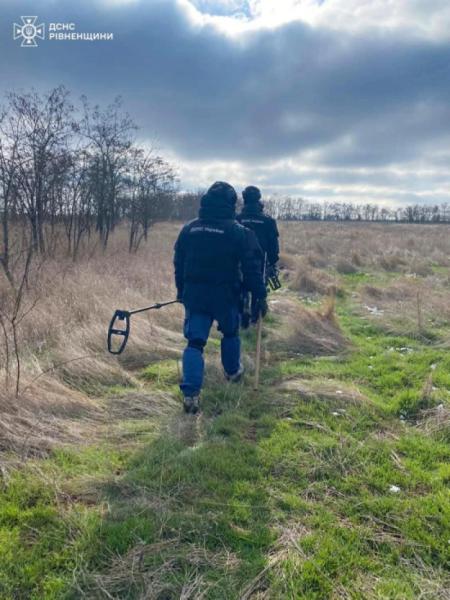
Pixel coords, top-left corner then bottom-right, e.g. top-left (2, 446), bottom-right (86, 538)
top-left (188, 338), bottom-right (206, 353)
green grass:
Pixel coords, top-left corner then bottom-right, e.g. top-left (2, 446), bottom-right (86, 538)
top-left (0, 446), bottom-right (119, 599)
top-left (1, 272), bottom-right (450, 598)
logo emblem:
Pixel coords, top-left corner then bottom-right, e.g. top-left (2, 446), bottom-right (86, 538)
top-left (13, 16), bottom-right (45, 47)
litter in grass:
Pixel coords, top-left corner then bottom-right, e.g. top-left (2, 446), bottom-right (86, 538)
top-left (364, 305), bottom-right (384, 315)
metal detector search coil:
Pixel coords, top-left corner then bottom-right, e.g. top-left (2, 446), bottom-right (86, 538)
top-left (107, 300), bottom-right (179, 355)
top-left (107, 310), bottom-right (131, 355)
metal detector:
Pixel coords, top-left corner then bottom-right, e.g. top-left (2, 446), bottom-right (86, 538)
top-left (107, 300), bottom-right (180, 355)
top-left (266, 265), bottom-right (282, 291)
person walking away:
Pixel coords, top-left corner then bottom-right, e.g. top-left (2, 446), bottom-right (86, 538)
top-left (237, 186), bottom-right (280, 324)
top-left (174, 181), bottom-right (267, 415)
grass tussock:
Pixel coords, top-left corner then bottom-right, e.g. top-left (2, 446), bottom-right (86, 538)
top-left (378, 253), bottom-right (406, 272)
top-left (270, 295), bottom-right (347, 355)
top-left (335, 258), bottom-right (359, 275)
top-left (417, 404), bottom-right (450, 441)
top-left (291, 261), bottom-right (342, 297)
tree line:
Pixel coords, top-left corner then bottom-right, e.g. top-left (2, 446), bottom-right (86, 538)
top-left (264, 197), bottom-right (450, 223)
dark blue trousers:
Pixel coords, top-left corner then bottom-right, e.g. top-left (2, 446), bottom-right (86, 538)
top-left (180, 307), bottom-right (240, 397)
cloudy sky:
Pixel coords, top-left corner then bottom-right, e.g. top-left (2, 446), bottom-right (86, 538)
top-left (2, 0), bottom-right (450, 205)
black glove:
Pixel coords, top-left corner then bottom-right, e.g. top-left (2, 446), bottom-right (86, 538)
top-left (251, 297), bottom-right (268, 323)
top-left (240, 291), bottom-right (251, 330)
top-left (266, 263), bottom-right (277, 279)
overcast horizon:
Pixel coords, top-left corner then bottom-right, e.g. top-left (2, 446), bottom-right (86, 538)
top-left (2, 0), bottom-right (450, 206)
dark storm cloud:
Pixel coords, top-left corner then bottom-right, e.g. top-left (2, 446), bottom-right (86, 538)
top-left (1, 0), bottom-right (450, 201)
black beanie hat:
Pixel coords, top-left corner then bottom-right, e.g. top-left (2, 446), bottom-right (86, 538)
top-left (242, 186), bottom-right (262, 204)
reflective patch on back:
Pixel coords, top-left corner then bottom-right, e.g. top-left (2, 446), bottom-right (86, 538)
top-left (190, 226), bottom-right (225, 234)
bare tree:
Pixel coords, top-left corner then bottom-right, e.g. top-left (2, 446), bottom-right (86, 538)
top-left (0, 107), bottom-right (21, 285)
top-left (80, 96), bottom-right (137, 248)
top-left (5, 86), bottom-right (74, 254)
top-left (125, 147), bottom-right (177, 252)
top-left (0, 238), bottom-right (40, 397)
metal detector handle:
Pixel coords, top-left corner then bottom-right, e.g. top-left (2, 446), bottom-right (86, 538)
top-left (268, 273), bottom-right (282, 291)
top-left (266, 262), bottom-right (282, 292)
top-left (107, 309), bottom-right (131, 355)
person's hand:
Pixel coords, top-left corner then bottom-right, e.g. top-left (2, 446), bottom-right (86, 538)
top-left (266, 263), bottom-right (277, 279)
top-left (251, 297), bottom-right (268, 323)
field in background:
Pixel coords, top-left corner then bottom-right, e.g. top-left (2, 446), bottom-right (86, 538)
top-left (1, 221), bottom-right (450, 599)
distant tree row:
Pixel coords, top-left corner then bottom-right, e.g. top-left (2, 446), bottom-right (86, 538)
top-left (264, 197), bottom-right (450, 223)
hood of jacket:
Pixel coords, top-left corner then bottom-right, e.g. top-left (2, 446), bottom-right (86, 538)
top-left (240, 201), bottom-right (264, 216)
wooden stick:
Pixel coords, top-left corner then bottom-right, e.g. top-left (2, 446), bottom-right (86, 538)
top-left (254, 252), bottom-right (267, 391)
top-left (253, 315), bottom-right (263, 391)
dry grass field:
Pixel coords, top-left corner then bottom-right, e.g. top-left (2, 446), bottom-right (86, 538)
top-left (1, 221), bottom-right (450, 599)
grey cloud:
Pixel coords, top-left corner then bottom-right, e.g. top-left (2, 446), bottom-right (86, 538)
top-left (1, 0), bottom-right (450, 203)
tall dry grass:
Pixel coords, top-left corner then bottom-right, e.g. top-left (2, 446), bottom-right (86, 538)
top-left (2, 219), bottom-right (450, 453)
top-left (279, 221), bottom-right (450, 273)
top-left (279, 221), bottom-right (450, 337)
top-left (0, 223), bottom-right (184, 453)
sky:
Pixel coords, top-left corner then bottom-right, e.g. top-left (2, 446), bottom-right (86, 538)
top-left (1, 0), bottom-right (450, 205)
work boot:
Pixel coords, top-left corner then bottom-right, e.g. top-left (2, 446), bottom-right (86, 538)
top-left (183, 395), bottom-right (200, 415)
top-left (225, 364), bottom-right (244, 383)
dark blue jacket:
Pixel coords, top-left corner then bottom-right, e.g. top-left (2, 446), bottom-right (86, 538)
top-left (237, 203), bottom-right (280, 266)
top-left (174, 204), bottom-right (266, 317)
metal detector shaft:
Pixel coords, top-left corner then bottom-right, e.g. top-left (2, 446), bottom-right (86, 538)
top-left (129, 299), bottom-right (180, 316)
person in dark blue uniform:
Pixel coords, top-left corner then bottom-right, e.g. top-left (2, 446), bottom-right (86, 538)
top-left (237, 186), bottom-right (280, 270)
top-left (174, 181), bottom-right (267, 414)
top-left (237, 186), bottom-right (280, 326)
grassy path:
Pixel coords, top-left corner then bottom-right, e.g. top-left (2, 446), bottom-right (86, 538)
top-left (1, 283), bottom-right (450, 599)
